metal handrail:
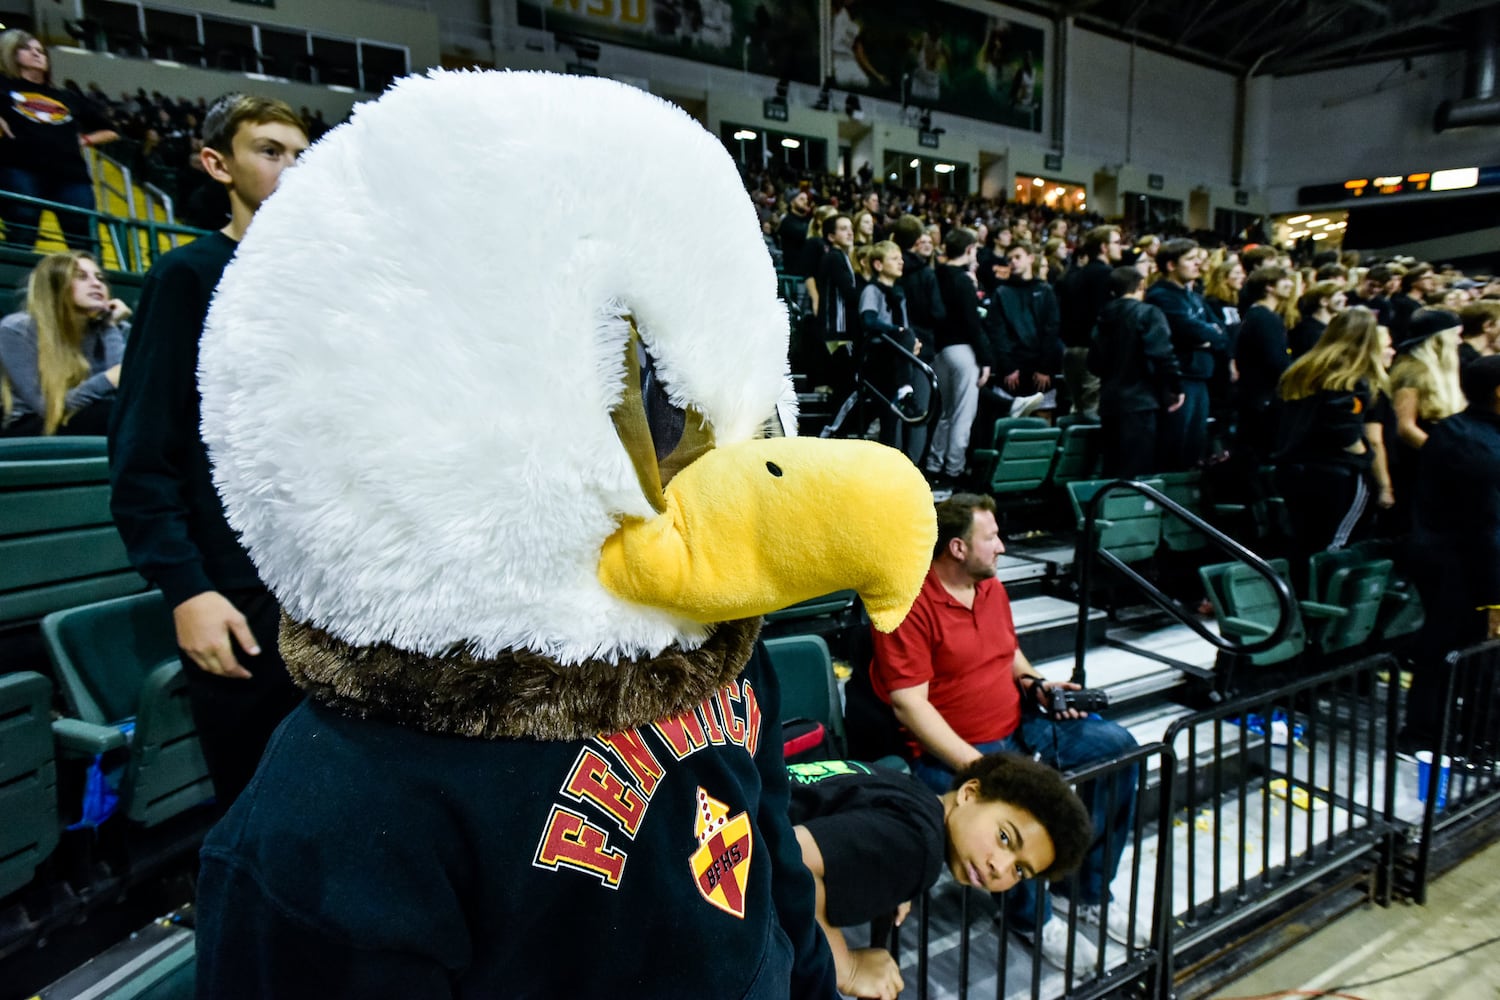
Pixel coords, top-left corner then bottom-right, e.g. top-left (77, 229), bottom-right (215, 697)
top-left (0, 190), bottom-right (210, 272)
top-left (857, 331), bottom-right (939, 426)
top-left (1072, 478), bottom-right (1295, 687)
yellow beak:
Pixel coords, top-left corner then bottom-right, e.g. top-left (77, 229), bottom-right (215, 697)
top-left (598, 437), bottom-right (935, 632)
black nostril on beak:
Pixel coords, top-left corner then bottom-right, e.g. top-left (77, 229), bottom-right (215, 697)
top-left (766, 462), bottom-right (783, 478)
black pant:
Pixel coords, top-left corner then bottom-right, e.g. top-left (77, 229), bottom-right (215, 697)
top-left (0, 397), bottom-right (113, 437)
top-left (1276, 462), bottom-right (1370, 557)
top-left (179, 585), bottom-right (304, 808)
top-left (1101, 409), bottom-right (1158, 480)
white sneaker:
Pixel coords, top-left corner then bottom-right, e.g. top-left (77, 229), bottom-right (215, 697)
top-left (1077, 901), bottom-right (1149, 949)
top-left (1009, 392), bottom-right (1045, 417)
top-left (1034, 916), bottom-right (1098, 971)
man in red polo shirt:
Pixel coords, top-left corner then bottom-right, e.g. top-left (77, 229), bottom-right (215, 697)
top-left (871, 493), bottom-right (1140, 970)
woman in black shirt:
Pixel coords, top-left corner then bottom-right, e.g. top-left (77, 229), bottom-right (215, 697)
top-left (1273, 306), bottom-right (1394, 558)
top-left (0, 31), bottom-right (118, 250)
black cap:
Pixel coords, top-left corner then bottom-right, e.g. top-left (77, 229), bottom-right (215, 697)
top-left (1396, 308), bottom-right (1462, 353)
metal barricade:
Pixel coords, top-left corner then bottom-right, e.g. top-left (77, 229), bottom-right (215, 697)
top-left (1161, 654), bottom-right (1401, 973)
top-left (1405, 639), bottom-right (1500, 903)
top-left (887, 743), bottom-right (1175, 1000)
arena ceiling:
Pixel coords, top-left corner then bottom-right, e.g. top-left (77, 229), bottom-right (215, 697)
top-left (1000, 0), bottom-right (1499, 75)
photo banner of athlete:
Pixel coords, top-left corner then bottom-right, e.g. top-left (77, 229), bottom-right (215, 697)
top-left (517, 0), bottom-right (821, 83)
top-left (827, 0), bottom-right (1045, 132)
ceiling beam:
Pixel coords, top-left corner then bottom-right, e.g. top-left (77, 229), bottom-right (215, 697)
top-left (1265, 0), bottom-right (1495, 69)
top-left (1221, 0), bottom-right (1299, 60)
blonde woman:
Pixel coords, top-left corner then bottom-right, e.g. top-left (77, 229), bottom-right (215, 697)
top-left (0, 251), bottom-right (129, 436)
top-left (1390, 308), bottom-right (1464, 450)
top-left (1387, 307), bottom-right (1463, 530)
top-left (851, 209), bottom-right (878, 247)
top-left (1274, 306), bottom-right (1394, 555)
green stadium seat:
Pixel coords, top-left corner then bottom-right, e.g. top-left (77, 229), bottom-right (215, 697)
top-left (0, 437), bottom-right (147, 628)
top-left (1050, 422), bottom-right (1102, 488)
top-left (1199, 558), bottom-right (1306, 667)
top-left (0, 672), bottom-right (59, 900)
top-left (762, 635), bottom-right (847, 759)
top-left (973, 425), bottom-right (1060, 495)
top-left (1305, 550), bottom-right (1394, 654)
top-left (1068, 477), bottom-right (1166, 565)
top-left (41, 592), bottom-right (215, 827)
top-left (1156, 469), bottom-right (1208, 553)
top-left (764, 590), bottom-right (857, 624)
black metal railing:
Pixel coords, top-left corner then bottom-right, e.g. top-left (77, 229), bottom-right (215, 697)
top-left (1160, 654), bottom-right (1400, 975)
top-left (1406, 639), bottom-right (1500, 903)
top-left (0, 191), bottom-right (209, 273)
top-left (1071, 479), bottom-right (1296, 688)
top-left (887, 743), bottom-right (1174, 1000)
top-left (820, 331), bottom-right (941, 468)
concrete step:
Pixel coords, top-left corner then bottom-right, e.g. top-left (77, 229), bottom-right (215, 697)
top-left (1011, 595), bottom-right (1107, 663)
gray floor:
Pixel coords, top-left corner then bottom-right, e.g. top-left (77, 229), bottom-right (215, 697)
top-left (1218, 836), bottom-right (1500, 1000)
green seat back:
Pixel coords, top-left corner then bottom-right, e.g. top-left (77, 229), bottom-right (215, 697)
top-left (761, 635), bottom-right (845, 758)
top-left (764, 590), bottom-right (856, 624)
top-left (0, 672), bottom-right (59, 899)
top-left (41, 592), bottom-right (212, 827)
top-left (1308, 554), bottom-right (1393, 654)
top-left (1156, 469), bottom-right (1207, 552)
top-left (1051, 423), bottom-right (1102, 487)
top-left (1068, 478), bottom-right (1165, 564)
top-left (1379, 576), bottom-right (1425, 640)
top-left (983, 415), bottom-right (1049, 451)
top-left (984, 426), bottom-right (1060, 494)
top-left (1218, 558), bottom-right (1305, 666)
top-left (0, 438), bottom-right (147, 626)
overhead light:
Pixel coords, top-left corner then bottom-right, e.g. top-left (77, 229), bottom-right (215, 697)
top-left (1331, 221), bottom-right (1347, 229)
top-left (934, 163), bottom-right (955, 174)
top-left (1079, 201), bottom-right (1087, 209)
top-left (1288, 230), bottom-right (1307, 238)
top-left (781, 138), bottom-right (801, 149)
top-left (1431, 166), bottom-right (1478, 191)
top-left (1307, 218), bottom-right (1329, 227)
top-left (909, 158), bottom-right (921, 168)
top-left (1033, 177), bottom-right (1045, 186)
top-left (1312, 232), bottom-right (1329, 240)
top-left (1372, 176), bottom-right (1401, 187)
top-left (733, 129), bottom-right (757, 141)
top-left (1286, 214), bottom-right (1311, 224)
top-left (1053, 187), bottom-right (1065, 195)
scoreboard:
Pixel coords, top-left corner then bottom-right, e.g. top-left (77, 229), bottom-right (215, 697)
top-left (1298, 165), bottom-right (1498, 205)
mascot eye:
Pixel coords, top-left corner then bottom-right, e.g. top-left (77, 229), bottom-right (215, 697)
top-left (635, 341), bottom-right (686, 463)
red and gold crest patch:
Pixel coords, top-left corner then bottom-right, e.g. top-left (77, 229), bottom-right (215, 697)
top-left (688, 787), bottom-right (753, 918)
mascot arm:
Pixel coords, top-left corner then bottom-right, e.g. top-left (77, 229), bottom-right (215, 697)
top-left (746, 644), bottom-right (840, 999)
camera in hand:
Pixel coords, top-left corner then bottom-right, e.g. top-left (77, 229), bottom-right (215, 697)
top-left (1047, 687), bottom-right (1109, 719)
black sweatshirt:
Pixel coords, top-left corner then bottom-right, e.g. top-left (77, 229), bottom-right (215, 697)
top-left (108, 232), bottom-right (261, 607)
top-left (196, 647), bottom-right (838, 999)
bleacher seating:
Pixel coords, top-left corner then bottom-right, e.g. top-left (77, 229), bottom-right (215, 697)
top-left (973, 417), bottom-right (1060, 495)
top-left (0, 438), bottom-right (148, 632)
top-left (41, 592), bottom-right (214, 828)
top-left (0, 672), bottom-right (60, 902)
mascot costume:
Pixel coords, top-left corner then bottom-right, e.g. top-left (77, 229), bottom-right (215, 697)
top-left (192, 71), bottom-right (935, 998)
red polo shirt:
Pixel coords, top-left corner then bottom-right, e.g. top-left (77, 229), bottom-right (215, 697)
top-left (870, 568), bottom-right (1022, 758)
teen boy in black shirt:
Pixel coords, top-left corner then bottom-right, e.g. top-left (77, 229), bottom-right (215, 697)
top-left (791, 752), bottom-right (1092, 999)
top-left (108, 94), bottom-right (310, 805)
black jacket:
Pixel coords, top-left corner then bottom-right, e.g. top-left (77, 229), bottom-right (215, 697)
top-left (988, 276), bottom-right (1062, 375)
top-left (898, 250), bottom-right (946, 361)
top-left (1235, 304), bottom-right (1292, 409)
top-left (108, 232), bottom-right (262, 607)
top-left (1143, 280), bottom-right (1225, 381)
top-left (1057, 259), bottom-right (1114, 349)
top-left (1412, 406), bottom-right (1500, 609)
top-left (933, 264), bottom-right (993, 365)
top-left (1088, 297), bottom-right (1182, 415)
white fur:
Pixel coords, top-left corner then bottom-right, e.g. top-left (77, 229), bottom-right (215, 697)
top-left (198, 71), bottom-right (790, 664)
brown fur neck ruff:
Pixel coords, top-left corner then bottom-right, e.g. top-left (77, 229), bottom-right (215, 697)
top-left (279, 615), bottom-right (762, 741)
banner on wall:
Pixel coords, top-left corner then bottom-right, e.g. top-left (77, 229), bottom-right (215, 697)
top-left (517, 0), bottom-right (821, 83)
top-left (828, 0), bottom-right (1044, 131)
